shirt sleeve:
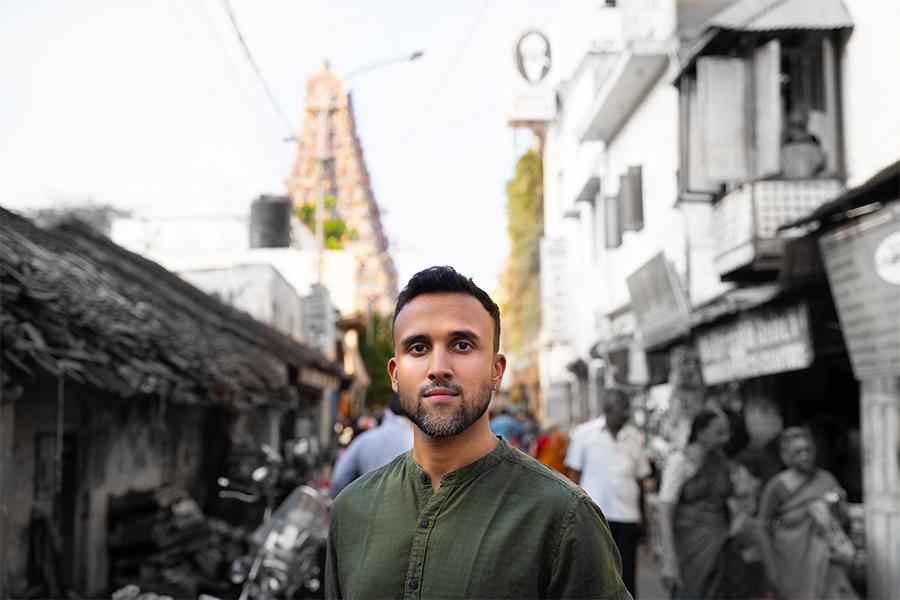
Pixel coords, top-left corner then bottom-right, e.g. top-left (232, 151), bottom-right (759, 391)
top-left (563, 429), bottom-right (585, 471)
top-left (329, 441), bottom-right (361, 499)
top-left (324, 505), bottom-right (342, 599)
top-left (658, 452), bottom-right (689, 504)
top-left (547, 496), bottom-right (632, 599)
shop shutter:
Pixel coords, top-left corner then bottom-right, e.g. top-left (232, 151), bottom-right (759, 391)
top-left (604, 194), bottom-right (621, 248)
top-left (754, 39), bottom-right (781, 178)
top-left (697, 57), bottom-right (749, 182)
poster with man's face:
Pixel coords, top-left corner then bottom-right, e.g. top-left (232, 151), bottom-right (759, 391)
top-left (516, 30), bottom-right (552, 84)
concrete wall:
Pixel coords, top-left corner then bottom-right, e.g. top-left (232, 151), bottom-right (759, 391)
top-left (179, 263), bottom-right (305, 343)
top-left (841, 0), bottom-right (900, 187)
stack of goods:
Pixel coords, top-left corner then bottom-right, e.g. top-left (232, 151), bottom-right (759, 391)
top-left (107, 485), bottom-right (225, 597)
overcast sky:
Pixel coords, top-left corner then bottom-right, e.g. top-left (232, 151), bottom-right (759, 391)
top-left (1, 0), bottom-right (606, 291)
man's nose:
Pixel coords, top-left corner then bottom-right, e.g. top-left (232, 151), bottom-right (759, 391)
top-left (427, 348), bottom-right (452, 380)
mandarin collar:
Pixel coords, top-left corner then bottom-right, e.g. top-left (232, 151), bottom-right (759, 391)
top-left (405, 437), bottom-right (511, 487)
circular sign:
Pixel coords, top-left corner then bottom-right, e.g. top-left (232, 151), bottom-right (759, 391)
top-left (874, 230), bottom-right (900, 285)
top-left (516, 30), bottom-right (551, 85)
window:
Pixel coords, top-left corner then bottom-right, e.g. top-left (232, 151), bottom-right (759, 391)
top-left (604, 195), bottom-right (621, 248)
top-left (620, 166), bottom-right (644, 231)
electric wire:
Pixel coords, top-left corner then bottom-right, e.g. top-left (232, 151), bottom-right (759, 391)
top-left (374, 0), bottom-right (491, 171)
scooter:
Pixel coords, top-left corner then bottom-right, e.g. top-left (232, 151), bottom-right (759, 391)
top-left (226, 484), bottom-right (330, 600)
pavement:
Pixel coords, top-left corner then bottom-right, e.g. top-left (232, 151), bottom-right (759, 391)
top-left (635, 545), bottom-right (668, 600)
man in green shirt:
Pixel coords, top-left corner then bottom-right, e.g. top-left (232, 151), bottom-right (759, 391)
top-left (325, 266), bottom-right (630, 599)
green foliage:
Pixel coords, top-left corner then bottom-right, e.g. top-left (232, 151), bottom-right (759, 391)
top-left (295, 195), bottom-right (351, 249)
top-left (358, 312), bottom-right (395, 410)
top-left (501, 148), bottom-right (543, 356)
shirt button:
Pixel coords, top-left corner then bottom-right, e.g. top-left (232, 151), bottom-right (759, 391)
top-left (419, 473), bottom-right (429, 485)
top-left (408, 579), bottom-right (419, 590)
top-left (419, 518), bottom-right (429, 528)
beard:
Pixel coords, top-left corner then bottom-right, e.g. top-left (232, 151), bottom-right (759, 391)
top-left (401, 380), bottom-right (493, 438)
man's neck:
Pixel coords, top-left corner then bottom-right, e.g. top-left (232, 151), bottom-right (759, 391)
top-left (411, 415), bottom-right (498, 492)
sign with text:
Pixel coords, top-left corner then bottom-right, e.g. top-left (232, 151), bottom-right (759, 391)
top-left (301, 284), bottom-right (336, 358)
top-left (626, 252), bottom-right (691, 349)
top-left (696, 302), bottom-right (814, 385)
top-left (820, 204), bottom-right (900, 378)
top-left (540, 238), bottom-right (571, 344)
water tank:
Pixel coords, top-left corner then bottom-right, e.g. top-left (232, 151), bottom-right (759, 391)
top-left (250, 195), bottom-right (292, 248)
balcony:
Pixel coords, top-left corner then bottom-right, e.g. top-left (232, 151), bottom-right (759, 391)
top-left (713, 179), bottom-right (842, 279)
top-left (578, 41), bottom-right (669, 144)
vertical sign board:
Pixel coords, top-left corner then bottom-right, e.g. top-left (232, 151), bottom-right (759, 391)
top-left (626, 252), bottom-right (691, 349)
top-left (820, 204), bottom-right (900, 379)
top-left (696, 302), bottom-right (815, 385)
top-left (506, 28), bottom-right (556, 126)
top-left (540, 238), bottom-right (571, 344)
top-left (301, 283), bottom-right (336, 358)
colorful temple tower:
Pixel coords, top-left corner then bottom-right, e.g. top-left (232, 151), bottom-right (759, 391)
top-left (286, 62), bottom-right (398, 316)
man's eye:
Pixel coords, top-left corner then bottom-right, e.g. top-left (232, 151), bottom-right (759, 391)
top-left (454, 341), bottom-right (471, 351)
top-left (410, 343), bottom-right (427, 353)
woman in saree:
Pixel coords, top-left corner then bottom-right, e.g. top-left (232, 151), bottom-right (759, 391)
top-left (657, 409), bottom-right (732, 598)
top-left (757, 427), bottom-right (859, 599)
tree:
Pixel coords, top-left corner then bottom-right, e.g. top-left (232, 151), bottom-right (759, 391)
top-left (295, 195), bottom-right (354, 249)
top-left (358, 312), bottom-right (395, 410)
top-left (501, 148), bottom-right (543, 356)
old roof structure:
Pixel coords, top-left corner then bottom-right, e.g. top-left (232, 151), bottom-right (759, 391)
top-left (0, 207), bottom-right (340, 407)
top-left (675, 0), bottom-right (853, 81)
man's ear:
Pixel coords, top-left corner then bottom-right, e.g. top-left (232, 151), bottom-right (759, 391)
top-left (387, 357), bottom-right (399, 393)
top-left (492, 353), bottom-right (507, 387)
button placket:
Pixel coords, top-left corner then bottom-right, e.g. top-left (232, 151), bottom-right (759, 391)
top-left (404, 480), bottom-right (451, 599)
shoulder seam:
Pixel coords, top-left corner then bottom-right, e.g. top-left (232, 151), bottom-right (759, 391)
top-left (502, 452), bottom-right (587, 500)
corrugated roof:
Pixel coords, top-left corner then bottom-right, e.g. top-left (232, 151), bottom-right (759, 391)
top-left (709, 0), bottom-right (853, 31)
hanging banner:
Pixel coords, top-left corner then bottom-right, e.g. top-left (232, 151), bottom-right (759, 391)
top-left (820, 203), bottom-right (900, 378)
top-left (539, 238), bottom-right (570, 344)
top-left (626, 252), bottom-right (691, 349)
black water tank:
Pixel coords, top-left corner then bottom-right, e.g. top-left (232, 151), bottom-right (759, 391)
top-left (250, 195), bottom-right (292, 248)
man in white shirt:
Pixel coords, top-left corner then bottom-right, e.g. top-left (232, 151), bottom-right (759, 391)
top-left (565, 388), bottom-right (651, 597)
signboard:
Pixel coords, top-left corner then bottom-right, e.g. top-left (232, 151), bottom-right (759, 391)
top-left (820, 204), bottom-right (900, 378)
top-left (626, 253), bottom-right (691, 349)
top-left (696, 302), bottom-right (814, 385)
top-left (301, 283), bottom-right (336, 358)
top-left (506, 28), bottom-right (556, 126)
top-left (540, 238), bottom-right (571, 344)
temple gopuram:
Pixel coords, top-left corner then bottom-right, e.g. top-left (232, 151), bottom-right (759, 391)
top-left (286, 62), bottom-right (398, 316)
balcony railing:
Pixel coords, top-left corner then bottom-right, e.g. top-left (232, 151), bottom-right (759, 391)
top-left (713, 179), bottom-right (842, 277)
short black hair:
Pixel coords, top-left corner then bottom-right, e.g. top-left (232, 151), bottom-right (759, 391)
top-left (688, 409), bottom-right (722, 443)
top-left (393, 266), bottom-right (501, 352)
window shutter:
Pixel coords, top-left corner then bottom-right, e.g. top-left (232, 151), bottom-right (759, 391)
top-left (820, 37), bottom-right (840, 174)
top-left (684, 76), bottom-right (720, 193)
top-left (605, 195), bottom-right (621, 248)
top-left (754, 39), bottom-right (781, 178)
top-left (619, 173), bottom-right (633, 232)
top-left (697, 57), bottom-right (749, 182)
top-left (628, 166), bottom-right (643, 230)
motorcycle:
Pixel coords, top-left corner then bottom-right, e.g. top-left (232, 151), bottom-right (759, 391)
top-left (226, 484), bottom-right (330, 600)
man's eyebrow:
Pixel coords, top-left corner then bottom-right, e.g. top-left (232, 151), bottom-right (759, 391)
top-left (449, 329), bottom-right (481, 342)
top-left (400, 333), bottom-right (431, 348)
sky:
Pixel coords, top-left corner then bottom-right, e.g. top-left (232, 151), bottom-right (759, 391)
top-left (1, 0), bottom-right (605, 292)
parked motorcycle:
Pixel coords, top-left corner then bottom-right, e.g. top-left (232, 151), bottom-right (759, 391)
top-left (226, 484), bottom-right (330, 599)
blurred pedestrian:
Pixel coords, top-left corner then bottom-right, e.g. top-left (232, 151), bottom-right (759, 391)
top-left (565, 389), bottom-right (651, 598)
top-left (531, 423), bottom-right (568, 474)
top-left (657, 409), bottom-right (731, 598)
top-left (490, 406), bottom-right (523, 448)
top-left (325, 266), bottom-right (629, 598)
top-left (757, 427), bottom-right (859, 599)
top-left (329, 394), bottom-right (413, 498)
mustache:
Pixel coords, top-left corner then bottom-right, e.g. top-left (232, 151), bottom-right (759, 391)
top-left (418, 381), bottom-right (463, 398)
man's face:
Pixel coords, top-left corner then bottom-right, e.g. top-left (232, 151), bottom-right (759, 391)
top-left (783, 437), bottom-right (816, 474)
top-left (604, 402), bottom-right (629, 432)
top-left (388, 293), bottom-right (506, 438)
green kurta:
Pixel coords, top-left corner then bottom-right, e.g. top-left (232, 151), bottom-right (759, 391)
top-left (325, 438), bottom-right (630, 599)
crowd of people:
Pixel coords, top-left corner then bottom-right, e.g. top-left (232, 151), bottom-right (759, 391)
top-left (329, 391), bottom-right (863, 599)
top-left (324, 266), bottom-right (863, 599)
